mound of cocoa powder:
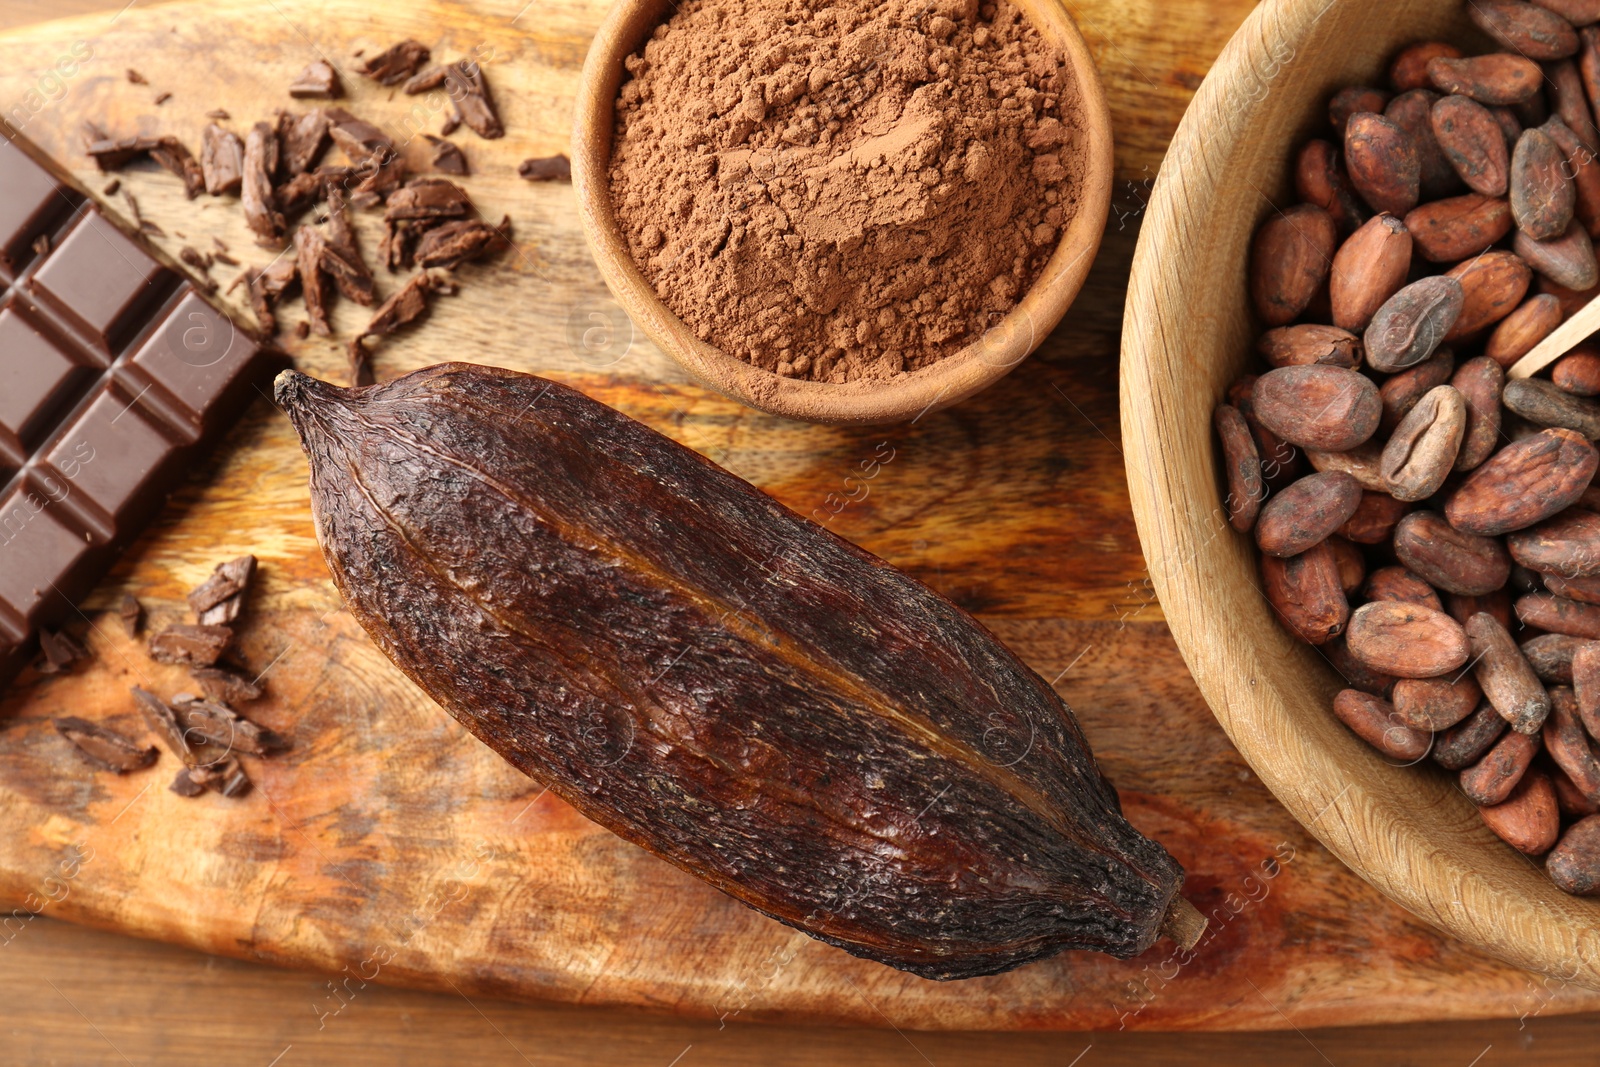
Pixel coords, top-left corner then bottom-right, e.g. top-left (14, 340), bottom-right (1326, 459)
top-left (608, 0), bottom-right (1085, 384)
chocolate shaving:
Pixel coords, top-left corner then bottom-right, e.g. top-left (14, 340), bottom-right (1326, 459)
top-left (126, 69), bottom-right (147, 85)
top-left (55, 718), bottom-right (157, 774)
top-left (201, 124), bottom-right (244, 196)
top-left (118, 594), bottom-right (144, 638)
top-left (150, 136), bottom-right (204, 198)
top-left (384, 177), bottom-right (471, 221)
top-left (442, 60), bottom-right (503, 139)
top-left (403, 64), bottom-right (448, 95)
top-left (289, 60), bottom-right (342, 99)
top-left (191, 665), bottom-right (263, 705)
top-left (154, 91), bottom-right (172, 106)
top-left (282, 109), bottom-right (330, 176)
top-left (187, 555), bottom-right (256, 623)
top-left (359, 40), bottom-right (431, 85)
top-left (414, 216), bottom-right (512, 270)
top-left (518, 154), bottom-right (571, 182)
top-left (243, 122), bottom-right (286, 246)
top-left (295, 226), bottom-right (334, 336)
top-left (36, 629), bottom-right (88, 674)
top-left (120, 189), bottom-right (143, 226)
top-left (172, 696), bottom-right (282, 756)
top-left (206, 108), bottom-right (230, 120)
top-left (148, 624), bottom-right (233, 667)
top-left (425, 134), bottom-right (468, 176)
top-left (326, 107), bottom-right (394, 165)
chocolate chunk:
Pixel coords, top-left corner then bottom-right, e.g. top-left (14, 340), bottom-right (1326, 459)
top-left (187, 555), bottom-right (256, 622)
top-left (275, 171), bottom-right (325, 218)
top-left (403, 64), bottom-right (448, 95)
top-left (200, 124), bottom-right (244, 196)
top-left (126, 69), bottom-right (146, 85)
top-left (172, 695), bottom-right (281, 756)
top-left (148, 624), bottom-right (233, 667)
top-left (384, 178), bottom-right (471, 221)
top-left (84, 128), bottom-right (160, 171)
top-left (102, 179), bottom-right (120, 196)
top-left (289, 60), bottom-right (342, 99)
top-left (363, 271), bottom-right (438, 337)
top-left (150, 136), bottom-right (204, 199)
top-left (186, 756), bottom-right (250, 796)
top-left (243, 122), bottom-right (286, 246)
top-left (169, 769), bottom-right (205, 796)
top-left (206, 108), bottom-right (230, 120)
top-left (414, 216), bottom-right (511, 270)
top-left (281, 109), bottom-right (330, 177)
top-left (132, 686), bottom-right (197, 763)
top-left (322, 189), bottom-right (375, 305)
top-left (425, 135), bottom-right (468, 176)
top-left (325, 107), bottom-right (394, 165)
top-left (36, 628), bottom-right (88, 674)
top-left (295, 226), bottom-right (335, 336)
top-left (350, 156), bottom-right (406, 209)
top-left (118, 595), bottom-right (144, 638)
top-left (190, 665), bottom-right (263, 704)
top-left (359, 40), bottom-right (431, 86)
top-left (443, 60), bottom-right (503, 139)
top-left (518, 154), bottom-right (571, 182)
top-left (54, 717), bottom-right (157, 773)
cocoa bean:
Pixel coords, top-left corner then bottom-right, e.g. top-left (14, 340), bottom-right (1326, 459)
top-left (1548, 58), bottom-right (1600, 154)
top-left (1327, 535), bottom-right (1366, 595)
top-left (1231, 375), bottom-right (1303, 489)
top-left (1544, 687), bottom-right (1600, 800)
top-left (1461, 728), bottom-right (1542, 805)
top-left (1468, 611), bottom-right (1553, 732)
top-left (1547, 815), bottom-right (1600, 894)
top-left (1380, 349), bottom-right (1457, 434)
top-left (1262, 542), bottom-right (1350, 645)
top-left (1511, 128), bottom-right (1579, 240)
top-left (1444, 588), bottom-right (1514, 629)
top-left (1380, 385), bottom-right (1467, 501)
top-left (1435, 701), bottom-right (1510, 769)
top-left (1329, 86), bottom-right (1391, 134)
top-left (1339, 490), bottom-right (1412, 543)
top-left (1485, 293), bottom-right (1563, 367)
top-left (1552, 765), bottom-right (1600, 817)
top-left (1364, 276), bottom-right (1464, 371)
top-left (1508, 508), bottom-right (1600, 577)
top-left (1253, 365), bottom-right (1382, 451)
top-left (1347, 600), bottom-right (1471, 677)
top-left (1540, 117), bottom-right (1600, 237)
top-left (1255, 470), bottom-right (1362, 557)
top-left (1363, 565), bottom-right (1444, 609)
top-left (1491, 105), bottom-right (1525, 146)
top-left (1215, 404), bottom-right (1264, 533)
top-left (1405, 193), bottom-right (1513, 263)
top-left (1479, 769), bottom-right (1561, 855)
top-left (1450, 356), bottom-right (1506, 470)
top-left (1540, 0), bottom-right (1600, 27)
top-left (1470, 0), bottom-right (1581, 59)
top-left (1553, 347), bottom-right (1600, 395)
top-left (1345, 113), bottom-right (1422, 217)
top-left (1392, 41), bottom-right (1466, 91)
top-left (1250, 204), bottom-right (1338, 327)
top-left (1525, 632), bottom-right (1586, 683)
top-left (1545, 573), bottom-right (1600, 602)
top-left (1295, 139), bottom-right (1368, 235)
top-left (1393, 510), bottom-right (1513, 596)
top-left (1387, 88), bottom-right (1461, 200)
top-left (1329, 216), bottom-right (1413, 333)
top-left (1427, 55), bottom-right (1544, 106)
top-left (1516, 592), bottom-right (1600, 638)
top-left (1537, 274), bottom-right (1600, 315)
top-left (1445, 428), bottom-right (1600, 536)
top-left (1513, 222), bottom-right (1600, 291)
top-left (1307, 441), bottom-right (1388, 491)
top-left (1502, 377), bottom-right (1600, 438)
top-left (1394, 674), bottom-right (1483, 730)
top-left (1326, 635), bottom-right (1398, 696)
top-left (1574, 641), bottom-right (1600, 736)
top-left (1257, 324), bottom-right (1363, 368)
top-left (1431, 94), bottom-right (1511, 196)
top-left (1444, 250), bottom-right (1533, 340)
top-left (1332, 689), bottom-right (1432, 760)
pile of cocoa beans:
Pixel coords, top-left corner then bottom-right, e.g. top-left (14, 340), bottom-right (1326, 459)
top-left (1217, 0), bottom-right (1600, 895)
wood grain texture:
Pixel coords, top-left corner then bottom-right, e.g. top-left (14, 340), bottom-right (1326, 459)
top-left (1, 0), bottom-right (1597, 1034)
top-left (1122, 0), bottom-right (1600, 1000)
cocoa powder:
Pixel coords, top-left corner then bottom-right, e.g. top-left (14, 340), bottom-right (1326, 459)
top-left (608, 0), bottom-right (1084, 382)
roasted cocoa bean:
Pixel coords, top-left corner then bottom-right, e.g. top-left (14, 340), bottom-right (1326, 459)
top-left (1503, 377), bottom-right (1600, 438)
top-left (1295, 139), bottom-right (1368, 234)
top-left (1255, 471), bottom-right (1362, 557)
top-left (1326, 635), bottom-right (1398, 695)
top-left (1253, 365), bottom-right (1382, 451)
top-left (1392, 41), bottom-right (1465, 91)
top-left (1446, 428), bottom-right (1599, 536)
top-left (1435, 701), bottom-right (1510, 769)
top-left (1517, 592), bottom-right (1600, 638)
top-left (1364, 276), bottom-right (1464, 372)
top-left (1393, 510), bottom-right (1513, 596)
top-left (1468, 611), bottom-right (1553, 733)
top-left (1461, 728), bottom-right (1541, 805)
top-left (1251, 204), bottom-right (1338, 327)
top-left (1364, 565), bottom-right (1444, 609)
top-left (1215, 404), bottom-right (1264, 533)
top-left (1327, 535), bottom-right (1366, 595)
top-left (1545, 573), bottom-right (1600, 602)
top-left (1508, 508), bottom-right (1600, 577)
top-left (1574, 641), bottom-right (1600, 736)
top-left (1513, 222), bottom-right (1600, 290)
top-left (1541, 117), bottom-right (1600, 237)
top-left (1553, 347), bottom-right (1600, 395)
top-left (1394, 674), bottom-right (1483, 730)
top-left (1380, 349), bottom-right (1457, 434)
top-left (1257, 324), bottom-right (1363, 369)
top-left (1548, 1), bottom-right (1600, 30)
top-left (1431, 94), bottom-right (1511, 195)
top-left (1469, 0), bottom-right (1581, 59)
top-left (1547, 815), bottom-right (1600, 894)
top-left (1491, 105), bottom-right (1525, 146)
top-left (1345, 112), bottom-right (1422, 217)
top-left (1445, 588), bottom-right (1514, 629)
top-left (1339, 490), bottom-right (1412, 544)
top-left (1230, 375), bottom-right (1303, 489)
top-left (1525, 632), bottom-right (1586, 683)
top-left (1427, 54), bottom-right (1544, 105)
top-left (1405, 193), bottom-right (1513, 263)
top-left (1485, 293), bottom-right (1563, 366)
top-left (1331, 689), bottom-right (1432, 761)
top-left (1539, 275), bottom-right (1600, 315)
top-left (1381, 385), bottom-right (1467, 501)
top-left (1387, 89), bottom-right (1460, 200)
top-left (1329, 86), bottom-right (1391, 133)
top-left (1449, 356), bottom-right (1506, 471)
top-left (1552, 766), bottom-right (1600, 818)
top-left (1547, 58), bottom-right (1600, 154)
top-left (1479, 769), bottom-right (1561, 855)
top-left (1444, 250), bottom-right (1533, 340)
top-left (1347, 600), bottom-right (1471, 677)
top-left (1262, 542), bottom-right (1350, 645)
top-left (1511, 128), bottom-right (1579, 240)
top-left (1307, 442), bottom-right (1388, 492)
top-left (1544, 687), bottom-right (1600, 801)
top-left (1329, 215), bottom-right (1413, 333)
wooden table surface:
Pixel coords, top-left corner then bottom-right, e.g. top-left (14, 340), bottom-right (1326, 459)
top-left (4, 0), bottom-right (1600, 1062)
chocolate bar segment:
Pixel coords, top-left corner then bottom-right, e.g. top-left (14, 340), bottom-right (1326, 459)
top-left (0, 132), bottom-right (285, 692)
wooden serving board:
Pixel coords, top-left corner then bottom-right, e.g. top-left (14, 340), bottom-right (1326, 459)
top-left (1, 0), bottom-right (1598, 1032)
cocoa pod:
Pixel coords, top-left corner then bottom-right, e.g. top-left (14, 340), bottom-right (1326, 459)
top-left (1450, 356), bottom-right (1506, 470)
top-left (1479, 769), bottom-right (1561, 855)
top-left (1461, 728), bottom-right (1542, 805)
top-left (1427, 54), bottom-right (1543, 105)
top-left (1485, 293), bottom-right (1563, 366)
top-left (1574, 641), bottom-right (1600, 736)
top-left (1511, 128), bottom-right (1579, 240)
top-left (1544, 687), bottom-right (1600, 800)
top-left (1294, 139), bottom-right (1368, 235)
top-left (1257, 324), bottom-right (1363, 369)
top-left (1250, 204), bottom-right (1337, 327)
top-left (1513, 221), bottom-right (1600, 291)
top-left (1431, 94), bottom-right (1511, 195)
top-left (1393, 510), bottom-right (1513, 596)
top-left (1469, 0), bottom-right (1581, 59)
top-left (1502, 377), bottom-right (1600, 438)
top-left (1525, 632), bottom-right (1586, 683)
top-left (1332, 689), bottom-right (1432, 761)
top-left (1546, 573), bottom-right (1600, 601)
top-left (1363, 565), bottom-right (1444, 610)
top-left (1394, 674), bottom-right (1483, 730)
top-left (1553, 347), bottom-right (1600, 394)
top-left (1468, 611), bottom-right (1553, 733)
top-left (1508, 508), bottom-right (1600, 577)
top-left (1215, 404), bottom-right (1264, 533)
top-left (1380, 349), bottom-right (1457, 434)
top-left (1541, 117), bottom-right (1600, 237)
top-left (1435, 701), bottom-right (1510, 769)
top-left (1541, 0), bottom-right (1600, 27)
top-left (1548, 58), bottom-right (1600, 154)
top-left (1380, 385), bottom-right (1467, 501)
top-left (1387, 88), bottom-right (1461, 199)
top-left (1392, 41), bottom-right (1465, 91)
top-left (1547, 815), bottom-right (1600, 894)
top-left (1329, 86), bottom-right (1391, 134)
top-left (1363, 276), bottom-right (1464, 372)
top-left (1255, 471), bottom-right (1361, 557)
top-left (1444, 588), bottom-right (1514, 629)
top-left (1347, 600), bottom-right (1471, 677)
top-left (1327, 535), bottom-right (1366, 595)
top-left (1552, 765), bottom-right (1600, 817)
top-left (1345, 113), bottom-right (1421, 216)
top-left (1339, 490), bottom-right (1412, 544)
top-left (1307, 441), bottom-right (1388, 492)
top-left (1446, 428), bottom-right (1600, 536)
top-left (1516, 592), bottom-right (1600, 638)
top-left (1326, 635), bottom-right (1398, 695)
top-left (1253, 365), bottom-right (1381, 451)
top-left (1262, 542), bottom-right (1350, 645)
top-left (1329, 215), bottom-right (1413, 332)
top-left (1405, 193), bottom-right (1513, 263)
top-left (1444, 250), bottom-right (1534, 340)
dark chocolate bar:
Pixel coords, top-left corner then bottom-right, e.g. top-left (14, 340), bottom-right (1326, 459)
top-left (0, 133), bottom-right (284, 691)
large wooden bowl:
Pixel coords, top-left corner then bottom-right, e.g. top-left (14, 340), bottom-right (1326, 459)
top-left (1122, 0), bottom-right (1600, 988)
top-left (571, 0), bottom-right (1113, 425)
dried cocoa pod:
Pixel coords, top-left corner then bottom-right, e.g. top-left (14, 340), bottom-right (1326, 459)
top-left (1526, 632), bottom-right (1586, 683)
top-left (1503, 377), bottom-right (1600, 438)
top-left (1262, 542), bottom-right (1350, 645)
top-left (1468, 611), bottom-right (1553, 733)
top-left (1257, 324), bottom-right (1362, 368)
top-left (1485, 293), bottom-right (1563, 367)
top-left (1252, 365), bottom-right (1381, 451)
top-left (1511, 128), bottom-right (1579, 241)
top-left (1215, 404), bottom-right (1263, 533)
top-left (1514, 222), bottom-right (1600, 291)
top-left (1392, 41), bottom-right (1465, 91)
top-left (1432, 94), bottom-right (1511, 195)
top-left (1544, 687), bottom-right (1600, 800)
top-left (1330, 86), bottom-right (1391, 134)
top-left (1548, 815), bottom-right (1600, 894)
top-left (1329, 216), bottom-right (1412, 333)
top-left (1461, 728), bottom-right (1542, 805)
top-left (1427, 54), bottom-right (1543, 105)
top-left (1517, 592), bottom-right (1600, 638)
top-left (1394, 674), bottom-right (1483, 731)
top-left (1345, 112), bottom-right (1421, 216)
top-left (1326, 635), bottom-right (1398, 695)
top-left (1255, 471), bottom-right (1362, 557)
top-left (1363, 565), bottom-right (1444, 610)
top-left (1469, 0), bottom-right (1581, 59)
top-left (1435, 701), bottom-right (1510, 769)
top-left (1548, 58), bottom-right (1600, 154)
top-left (1446, 428), bottom-right (1599, 536)
top-left (1332, 689), bottom-right (1431, 761)
top-left (1380, 349), bottom-right (1457, 434)
top-left (1479, 769), bottom-right (1561, 855)
top-left (1554, 347), bottom-right (1600, 395)
top-left (1364, 277), bottom-right (1462, 374)
top-left (1508, 507), bottom-right (1600, 576)
top-left (1445, 588), bottom-right (1514, 629)
top-left (1306, 441), bottom-right (1387, 492)
top-left (1387, 89), bottom-right (1460, 200)
top-left (1449, 356), bottom-right (1506, 471)
top-left (1294, 139), bottom-right (1368, 234)
top-left (1380, 384), bottom-right (1467, 501)
top-left (275, 365), bottom-right (1197, 977)
top-left (1404, 193), bottom-right (1513, 263)
top-left (1546, 573), bottom-right (1600, 602)
top-left (1346, 600), bottom-right (1470, 678)
top-left (1339, 490), bottom-right (1412, 544)
top-left (1326, 535), bottom-right (1366, 595)
top-left (1541, 117), bottom-right (1600, 237)
top-left (1393, 510), bottom-right (1513, 596)
top-left (1250, 204), bottom-right (1337, 327)
top-left (1443, 250), bottom-right (1533, 340)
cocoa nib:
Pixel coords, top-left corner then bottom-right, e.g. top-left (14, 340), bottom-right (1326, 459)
top-left (425, 135), bottom-right (468, 176)
top-left (359, 39), bottom-right (431, 86)
top-left (55, 718), bottom-right (157, 774)
top-left (289, 60), bottom-right (342, 99)
top-left (443, 60), bottom-right (503, 140)
top-left (148, 624), bottom-right (233, 667)
top-left (414, 217), bottom-right (512, 269)
top-left (187, 555), bottom-right (257, 625)
top-left (243, 122), bottom-right (287, 246)
top-left (201, 124), bottom-right (245, 196)
top-left (518, 154), bottom-right (571, 182)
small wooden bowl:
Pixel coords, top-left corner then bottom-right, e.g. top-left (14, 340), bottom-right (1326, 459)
top-left (571, 0), bottom-right (1112, 425)
top-left (1123, 0), bottom-right (1600, 988)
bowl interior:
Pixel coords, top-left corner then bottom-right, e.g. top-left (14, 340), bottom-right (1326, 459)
top-left (1122, 0), bottom-right (1600, 987)
top-left (571, 0), bottom-right (1113, 425)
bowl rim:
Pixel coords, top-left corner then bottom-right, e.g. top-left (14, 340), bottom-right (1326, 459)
top-left (570, 0), bottom-right (1114, 426)
top-left (1122, 0), bottom-right (1600, 990)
